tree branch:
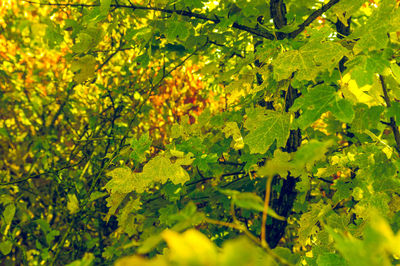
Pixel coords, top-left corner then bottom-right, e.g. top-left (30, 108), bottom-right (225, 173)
top-left (270, 0), bottom-right (287, 34)
top-left (0, 159), bottom-right (84, 186)
top-left (379, 75), bottom-right (400, 155)
top-left (24, 0), bottom-right (339, 41)
top-left (288, 0), bottom-right (340, 39)
top-left (48, 82), bottom-right (76, 129)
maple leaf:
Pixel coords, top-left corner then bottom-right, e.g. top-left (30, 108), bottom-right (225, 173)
top-left (273, 38), bottom-right (347, 81)
top-left (222, 121), bottom-right (244, 150)
top-left (290, 84), bottom-right (336, 129)
top-left (244, 107), bottom-right (291, 154)
top-left (298, 201), bottom-right (331, 244)
top-left (104, 167), bottom-right (149, 194)
top-left (142, 154), bottom-right (191, 185)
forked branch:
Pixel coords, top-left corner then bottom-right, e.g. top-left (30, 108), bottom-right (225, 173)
top-left (25, 0), bottom-right (340, 40)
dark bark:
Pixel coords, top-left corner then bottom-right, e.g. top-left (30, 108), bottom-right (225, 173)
top-left (336, 17), bottom-right (351, 72)
top-left (265, 85), bottom-right (301, 248)
top-left (264, 175), bottom-right (297, 248)
top-left (270, 0), bottom-right (287, 39)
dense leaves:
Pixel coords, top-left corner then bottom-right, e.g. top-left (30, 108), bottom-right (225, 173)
top-left (1, 0), bottom-right (400, 265)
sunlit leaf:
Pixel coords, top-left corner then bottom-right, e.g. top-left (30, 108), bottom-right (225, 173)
top-left (0, 241), bottom-right (12, 256)
top-left (71, 55), bottom-right (97, 83)
top-left (222, 122), bottom-right (244, 150)
top-left (67, 194), bottom-right (79, 215)
top-left (142, 154), bottom-right (191, 185)
top-left (162, 229), bottom-right (218, 264)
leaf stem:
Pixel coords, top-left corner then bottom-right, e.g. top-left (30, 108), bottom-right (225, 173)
top-left (261, 175), bottom-right (273, 246)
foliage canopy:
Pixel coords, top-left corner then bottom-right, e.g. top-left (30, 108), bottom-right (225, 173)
top-left (1, 0), bottom-right (400, 265)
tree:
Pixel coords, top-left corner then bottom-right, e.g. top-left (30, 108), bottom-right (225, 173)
top-left (1, 0), bottom-right (400, 265)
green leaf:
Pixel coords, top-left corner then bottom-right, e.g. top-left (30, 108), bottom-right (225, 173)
top-left (100, 0), bottom-right (111, 13)
top-left (71, 26), bottom-right (104, 54)
top-left (220, 189), bottom-right (263, 211)
top-left (386, 102), bottom-right (400, 125)
top-left (219, 189), bottom-right (285, 220)
top-left (273, 39), bottom-right (347, 81)
top-left (219, 237), bottom-right (275, 265)
top-left (354, 192), bottom-right (391, 219)
top-left (172, 151), bottom-right (195, 166)
top-left (330, 98), bottom-right (355, 123)
top-left (105, 153), bottom-right (192, 202)
top-left (35, 219), bottom-right (51, 233)
top-left (0, 240), bottom-right (12, 255)
top-left (166, 18), bottom-right (190, 41)
top-left (44, 18), bottom-right (63, 48)
top-left (331, 0), bottom-right (364, 26)
top-left (222, 122), bottom-right (244, 150)
top-left (391, 63), bottom-right (400, 84)
top-left (291, 139), bottom-right (335, 172)
top-left (84, 0), bottom-right (111, 22)
top-left (137, 233), bottom-right (164, 254)
top-left (352, 0), bottom-right (399, 53)
top-left (130, 133), bottom-right (152, 164)
top-left (117, 198), bottom-right (142, 236)
top-left (159, 204), bottom-right (179, 227)
top-left (326, 214), bottom-right (400, 266)
top-left (258, 149), bottom-right (292, 177)
top-left (71, 55), bottom-right (97, 83)
top-left (298, 201), bottom-right (331, 243)
top-left (352, 104), bottom-right (384, 133)
top-left (105, 193), bottom-right (129, 221)
top-left (244, 107), bottom-right (291, 154)
top-left (332, 179), bottom-right (354, 203)
top-left (290, 84), bottom-right (336, 129)
top-left (0, 127), bottom-right (8, 137)
top-left (71, 33), bottom-right (93, 54)
top-left (89, 191), bottom-right (108, 202)
top-left (3, 203), bottom-right (16, 225)
top-left (67, 194), bottom-right (79, 214)
top-left (316, 253), bottom-right (347, 266)
top-left (274, 247), bottom-right (301, 265)
top-left (138, 203), bottom-right (204, 254)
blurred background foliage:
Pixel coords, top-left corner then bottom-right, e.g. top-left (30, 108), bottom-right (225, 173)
top-left (1, 0), bottom-right (400, 265)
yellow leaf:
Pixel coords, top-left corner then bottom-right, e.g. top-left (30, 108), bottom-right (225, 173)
top-left (71, 55), bottom-right (97, 83)
top-left (67, 194), bottom-right (79, 214)
top-left (162, 229), bottom-right (217, 265)
top-left (340, 73), bottom-right (384, 106)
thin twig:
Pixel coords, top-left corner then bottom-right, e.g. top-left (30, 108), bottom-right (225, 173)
top-left (48, 83), bottom-right (76, 129)
top-left (50, 219), bottom-right (75, 266)
top-left (0, 160), bottom-right (83, 186)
